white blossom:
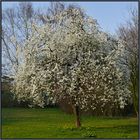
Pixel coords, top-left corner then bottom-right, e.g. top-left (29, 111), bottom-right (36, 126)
top-left (13, 6), bottom-right (131, 111)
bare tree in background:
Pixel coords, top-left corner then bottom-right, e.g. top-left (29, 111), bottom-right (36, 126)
top-left (2, 2), bottom-right (36, 75)
top-left (38, 2), bottom-right (65, 24)
top-left (117, 8), bottom-right (138, 117)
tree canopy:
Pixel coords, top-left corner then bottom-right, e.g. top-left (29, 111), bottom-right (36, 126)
top-left (13, 5), bottom-right (131, 113)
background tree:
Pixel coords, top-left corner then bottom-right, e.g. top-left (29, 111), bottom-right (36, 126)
top-left (2, 2), bottom-right (37, 75)
top-left (117, 8), bottom-right (138, 117)
top-left (13, 5), bottom-right (131, 127)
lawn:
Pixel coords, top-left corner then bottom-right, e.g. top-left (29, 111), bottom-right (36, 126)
top-left (2, 107), bottom-right (138, 138)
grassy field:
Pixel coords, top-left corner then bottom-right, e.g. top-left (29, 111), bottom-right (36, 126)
top-left (2, 107), bottom-right (138, 138)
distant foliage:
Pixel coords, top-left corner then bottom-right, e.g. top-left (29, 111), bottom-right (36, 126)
top-left (117, 9), bottom-right (138, 116)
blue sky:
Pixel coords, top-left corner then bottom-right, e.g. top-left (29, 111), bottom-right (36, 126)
top-left (2, 2), bottom-right (138, 35)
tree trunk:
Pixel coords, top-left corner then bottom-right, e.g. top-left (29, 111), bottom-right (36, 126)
top-left (73, 105), bottom-right (81, 127)
top-left (136, 111), bottom-right (138, 118)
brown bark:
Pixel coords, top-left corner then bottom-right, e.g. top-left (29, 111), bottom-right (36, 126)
top-left (73, 105), bottom-right (81, 127)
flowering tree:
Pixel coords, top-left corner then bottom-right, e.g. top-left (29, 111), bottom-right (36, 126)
top-left (13, 5), bottom-right (131, 127)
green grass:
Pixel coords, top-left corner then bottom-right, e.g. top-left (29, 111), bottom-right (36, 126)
top-left (2, 107), bottom-right (138, 138)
